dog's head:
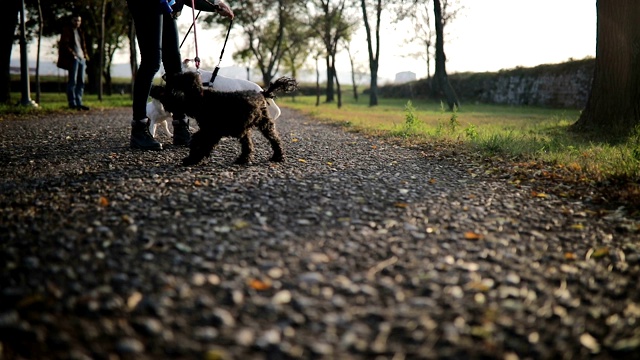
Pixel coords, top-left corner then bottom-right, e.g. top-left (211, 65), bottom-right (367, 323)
top-left (149, 84), bottom-right (165, 101)
top-left (153, 72), bottom-right (204, 114)
top-left (165, 71), bottom-right (204, 98)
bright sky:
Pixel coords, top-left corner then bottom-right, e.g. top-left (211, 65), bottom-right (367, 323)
top-left (14, 0), bottom-right (597, 83)
top-left (176, 0), bottom-right (597, 82)
top-left (365, 0), bottom-right (597, 82)
top-left (443, 1), bottom-right (597, 74)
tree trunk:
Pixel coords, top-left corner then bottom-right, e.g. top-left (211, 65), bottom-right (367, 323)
top-left (315, 56), bottom-right (320, 106)
top-left (333, 62), bottom-right (342, 108)
top-left (0, 0), bottom-right (21, 104)
top-left (347, 46), bottom-right (358, 102)
top-left (426, 42), bottom-right (432, 82)
top-left (432, 0), bottom-right (459, 111)
top-left (98, 0), bottom-right (106, 101)
top-left (335, 74), bottom-right (342, 108)
top-left (571, 1), bottom-right (640, 137)
top-left (35, 0), bottom-right (43, 104)
top-left (325, 55), bottom-right (335, 102)
top-left (360, 0), bottom-right (380, 107)
top-left (104, 69), bottom-right (112, 96)
top-left (369, 66), bottom-right (378, 106)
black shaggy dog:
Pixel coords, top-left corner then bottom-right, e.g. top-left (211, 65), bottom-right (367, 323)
top-left (151, 71), bottom-right (297, 166)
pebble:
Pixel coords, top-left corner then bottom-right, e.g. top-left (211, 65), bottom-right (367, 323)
top-left (115, 338), bottom-right (144, 354)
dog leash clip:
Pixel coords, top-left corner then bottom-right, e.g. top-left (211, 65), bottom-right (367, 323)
top-left (160, 0), bottom-right (176, 14)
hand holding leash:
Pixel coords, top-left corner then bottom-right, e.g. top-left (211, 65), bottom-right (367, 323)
top-left (215, 1), bottom-right (234, 19)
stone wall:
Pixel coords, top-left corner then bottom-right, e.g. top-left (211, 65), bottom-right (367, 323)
top-left (379, 58), bottom-right (595, 109)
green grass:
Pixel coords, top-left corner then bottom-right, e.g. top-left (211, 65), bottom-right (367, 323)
top-left (0, 92), bottom-right (132, 118)
top-left (280, 93), bottom-right (640, 180)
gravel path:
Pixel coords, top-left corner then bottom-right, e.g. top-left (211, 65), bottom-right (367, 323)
top-left (1, 108), bottom-right (639, 360)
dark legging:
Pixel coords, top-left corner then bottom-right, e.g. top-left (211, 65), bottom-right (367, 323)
top-left (126, 0), bottom-right (183, 121)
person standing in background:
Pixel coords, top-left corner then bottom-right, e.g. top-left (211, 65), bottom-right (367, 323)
top-left (57, 14), bottom-right (90, 111)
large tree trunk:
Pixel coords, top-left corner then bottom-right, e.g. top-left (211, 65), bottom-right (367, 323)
top-left (332, 59), bottom-right (342, 108)
top-left (34, 0), bottom-right (43, 104)
top-left (346, 45), bottom-right (359, 102)
top-left (572, 1), bottom-right (640, 136)
top-left (315, 56), bottom-right (321, 107)
top-left (360, 0), bottom-right (380, 107)
top-left (325, 56), bottom-right (335, 102)
top-left (432, 0), bottom-right (459, 111)
top-left (98, 0), bottom-right (106, 101)
top-left (0, 0), bottom-right (21, 104)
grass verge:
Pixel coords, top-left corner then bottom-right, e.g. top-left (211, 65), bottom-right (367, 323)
top-left (0, 92), bottom-right (131, 119)
top-left (279, 94), bottom-right (640, 216)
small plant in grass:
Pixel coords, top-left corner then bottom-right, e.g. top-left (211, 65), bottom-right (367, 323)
top-left (449, 105), bottom-right (460, 133)
top-left (399, 100), bottom-right (421, 137)
top-left (434, 121), bottom-right (445, 137)
top-left (631, 125), bottom-right (640, 162)
top-left (478, 131), bottom-right (517, 155)
top-left (464, 124), bottom-right (478, 140)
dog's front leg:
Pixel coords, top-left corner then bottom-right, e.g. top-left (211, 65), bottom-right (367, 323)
top-left (235, 131), bottom-right (254, 164)
top-left (182, 130), bottom-right (221, 166)
top-left (161, 118), bottom-right (173, 137)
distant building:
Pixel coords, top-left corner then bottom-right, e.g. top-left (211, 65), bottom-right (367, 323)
top-left (10, 66), bottom-right (36, 74)
top-left (395, 71), bottom-right (416, 84)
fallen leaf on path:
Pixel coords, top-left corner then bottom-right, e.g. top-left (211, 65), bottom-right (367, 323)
top-left (591, 247), bottom-right (610, 259)
top-left (464, 231), bottom-right (483, 240)
top-left (248, 279), bottom-right (271, 291)
top-left (586, 247), bottom-right (610, 260)
top-left (531, 191), bottom-right (547, 198)
top-left (232, 219), bottom-right (250, 230)
top-left (99, 196), bottom-right (109, 207)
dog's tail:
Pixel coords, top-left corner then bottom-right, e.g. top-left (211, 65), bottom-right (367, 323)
top-left (262, 77), bottom-right (298, 99)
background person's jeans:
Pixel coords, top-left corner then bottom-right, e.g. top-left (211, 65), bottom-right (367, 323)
top-left (67, 57), bottom-right (86, 108)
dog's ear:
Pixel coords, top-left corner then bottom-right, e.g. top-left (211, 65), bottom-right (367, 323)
top-left (182, 72), bottom-right (205, 98)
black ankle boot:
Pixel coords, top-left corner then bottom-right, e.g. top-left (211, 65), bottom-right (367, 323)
top-left (131, 119), bottom-right (163, 150)
top-left (172, 118), bottom-right (191, 146)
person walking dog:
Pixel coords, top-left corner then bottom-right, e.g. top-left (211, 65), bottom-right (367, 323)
top-left (125, 0), bottom-right (234, 151)
top-left (57, 14), bottom-right (90, 111)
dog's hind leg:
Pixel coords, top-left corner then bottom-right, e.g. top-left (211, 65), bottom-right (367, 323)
top-left (235, 131), bottom-right (255, 164)
top-left (161, 119), bottom-right (173, 137)
top-left (258, 117), bottom-right (284, 162)
top-left (183, 130), bottom-right (220, 166)
top-left (149, 118), bottom-right (158, 137)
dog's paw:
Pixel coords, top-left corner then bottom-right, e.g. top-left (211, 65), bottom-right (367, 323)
top-left (182, 156), bottom-right (202, 166)
top-left (234, 156), bottom-right (251, 165)
top-left (269, 155), bottom-right (284, 163)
